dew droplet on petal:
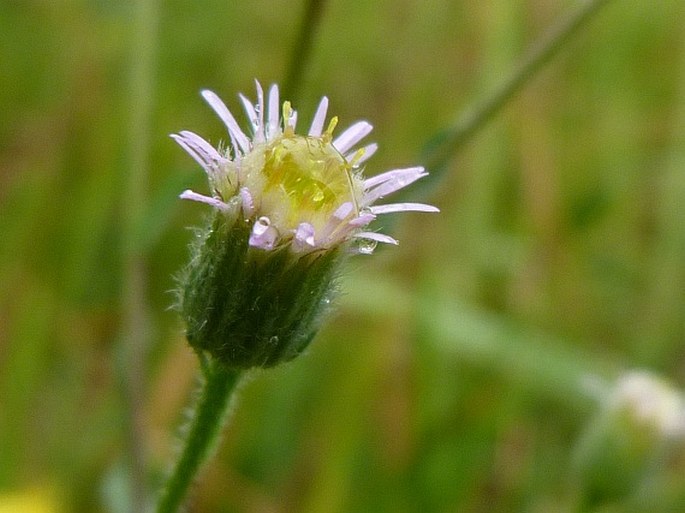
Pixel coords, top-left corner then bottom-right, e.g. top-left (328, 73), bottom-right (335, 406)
top-left (357, 239), bottom-right (377, 255)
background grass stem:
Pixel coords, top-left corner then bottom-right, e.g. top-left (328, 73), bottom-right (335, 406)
top-left (282, 0), bottom-right (328, 103)
top-left (422, 0), bottom-right (617, 176)
top-left (121, 0), bottom-right (159, 510)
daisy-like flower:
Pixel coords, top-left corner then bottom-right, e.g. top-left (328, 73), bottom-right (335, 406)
top-left (174, 81), bottom-right (438, 369)
top-left (172, 81), bottom-right (438, 255)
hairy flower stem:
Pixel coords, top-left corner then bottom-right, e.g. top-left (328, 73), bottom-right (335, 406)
top-left (156, 358), bottom-right (242, 513)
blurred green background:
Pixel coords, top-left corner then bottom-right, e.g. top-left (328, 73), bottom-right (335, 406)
top-left (2, 0), bottom-right (685, 511)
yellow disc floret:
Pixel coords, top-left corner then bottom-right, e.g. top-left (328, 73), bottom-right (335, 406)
top-left (241, 132), bottom-right (362, 235)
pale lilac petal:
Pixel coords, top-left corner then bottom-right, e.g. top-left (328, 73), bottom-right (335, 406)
top-left (308, 96), bottom-right (329, 137)
top-left (179, 189), bottom-right (230, 212)
top-left (249, 216), bottom-right (278, 250)
top-left (251, 217), bottom-right (270, 236)
top-left (369, 203), bottom-right (440, 215)
top-left (239, 93), bottom-right (259, 133)
top-left (325, 211), bottom-right (375, 244)
top-left (172, 133), bottom-right (228, 185)
top-left (317, 201), bottom-right (354, 243)
top-left (178, 131), bottom-right (224, 163)
top-left (171, 134), bottom-right (211, 173)
top-left (293, 222), bottom-right (316, 252)
top-left (201, 90), bottom-right (251, 154)
top-left (267, 84), bottom-right (280, 140)
top-left (239, 187), bottom-right (254, 217)
top-left (346, 143), bottom-right (378, 166)
top-left (363, 166), bottom-right (425, 189)
top-left (239, 91), bottom-right (265, 143)
top-left (354, 231), bottom-right (399, 245)
top-left (177, 131), bottom-right (227, 174)
top-left (288, 109), bottom-right (298, 130)
top-left (362, 167), bottom-right (428, 205)
top-left (255, 80), bottom-right (266, 141)
top-left (333, 121), bottom-right (373, 154)
top-left (295, 223), bottom-right (315, 244)
top-left (172, 132), bottom-right (231, 192)
top-left (332, 201), bottom-right (354, 221)
top-left (347, 213), bottom-right (376, 227)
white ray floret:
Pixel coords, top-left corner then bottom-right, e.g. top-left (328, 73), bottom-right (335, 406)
top-left (267, 84), bottom-right (280, 140)
top-left (361, 166), bottom-right (429, 206)
top-left (201, 90), bottom-right (250, 155)
top-left (347, 142), bottom-right (377, 166)
top-left (309, 96), bottom-right (329, 137)
top-left (369, 203), bottom-right (441, 215)
top-left (249, 216), bottom-right (278, 250)
top-left (180, 190), bottom-right (230, 213)
top-left (170, 133), bottom-right (216, 175)
top-left (172, 131), bottom-right (227, 177)
top-left (333, 121), bottom-right (373, 154)
top-left (354, 232), bottom-right (399, 245)
top-left (239, 94), bottom-right (259, 133)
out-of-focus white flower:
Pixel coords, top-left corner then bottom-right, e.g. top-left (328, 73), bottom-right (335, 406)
top-left (573, 370), bottom-right (685, 503)
top-left (609, 371), bottom-right (685, 438)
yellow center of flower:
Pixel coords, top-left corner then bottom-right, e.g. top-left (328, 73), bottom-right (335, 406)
top-left (243, 133), bottom-right (362, 232)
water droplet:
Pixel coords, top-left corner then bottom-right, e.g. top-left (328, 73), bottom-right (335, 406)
top-left (357, 239), bottom-right (377, 255)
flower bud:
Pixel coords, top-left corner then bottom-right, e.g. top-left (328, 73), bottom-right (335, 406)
top-left (173, 81), bottom-right (439, 369)
top-left (572, 371), bottom-right (685, 503)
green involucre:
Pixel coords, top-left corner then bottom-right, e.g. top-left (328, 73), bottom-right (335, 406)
top-left (179, 212), bottom-right (342, 369)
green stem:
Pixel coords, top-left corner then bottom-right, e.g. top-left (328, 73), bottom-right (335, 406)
top-left (420, 0), bottom-right (616, 178)
top-left (282, 0), bottom-right (328, 103)
top-left (156, 359), bottom-right (242, 513)
top-left (121, 0), bottom-right (158, 510)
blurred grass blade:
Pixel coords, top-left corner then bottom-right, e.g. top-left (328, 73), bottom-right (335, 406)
top-left (118, 0), bottom-right (159, 510)
top-left (409, 0), bottom-right (617, 203)
top-left (416, 294), bottom-right (610, 410)
top-left (342, 273), bottom-right (613, 410)
top-left (282, 0), bottom-right (329, 103)
top-left (631, 26), bottom-right (685, 365)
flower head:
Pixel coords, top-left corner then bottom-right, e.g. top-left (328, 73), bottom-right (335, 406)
top-left (173, 82), bottom-right (438, 369)
top-left (608, 371), bottom-right (685, 438)
top-left (172, 81), bottom-right (438, 255)
top-left (573, 371), bottom-right (685, 501)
